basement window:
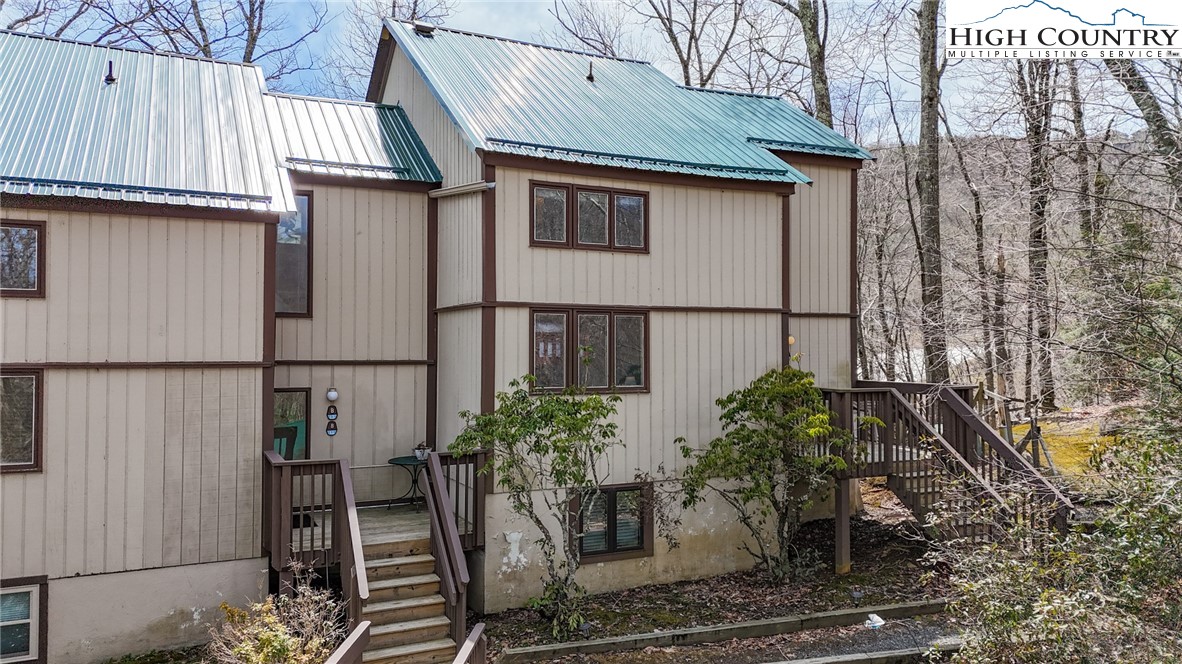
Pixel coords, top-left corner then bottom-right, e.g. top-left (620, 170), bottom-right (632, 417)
top-left (531, 309), bottom-right (647, 392)
top-left (0, 221), bottom-right (46, 298)
top-left (530, 182), bottom-right (648, 252)
top-left (0, 370), bottom-right (41, 473)
top-left (574, 484), bottom-right (653, 561)
top-left (276, 193), bottom-right (312, 317)
top-left (0, 580), bottom-right (44, 664)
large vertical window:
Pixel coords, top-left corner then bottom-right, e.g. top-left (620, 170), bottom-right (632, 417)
top-left (275, 193), bottom-right (311, 316)
top-left (531, 309), bottom-right (647, 392)
top-left (0, 580), bottom-right (44, 663)
top-left (575, 484), bottom-right (652, 561)
top-left (273, 388), bottom-right (310, 461)
top-left (529, 182), bottom-right (649, 252)
top-left (0, 370), bottom-right (41, 473)
top-left (0, 221), bottom-right (46, 298)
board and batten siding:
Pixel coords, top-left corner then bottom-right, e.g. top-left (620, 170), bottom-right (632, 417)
top-left (273, 365), bottom-right (426, 504)
top-left (785, 162), bottom-right (856, 389)
top-left (0, 209), bottom-right (265, 364)
top-left (275, 185), bottom-right (426, 363)
top-left (381, 45), bottom-right (481, 187)
top-left (495, 168), bottom-right (782, 308)
top-left (494, 308), bottom-right (780, 480)
top-left (0, 367), bottom-right (262, 580)
top-left (435, 308), bottom-right (482, 445)
top-left (436, 193), bottom-right (482, 309)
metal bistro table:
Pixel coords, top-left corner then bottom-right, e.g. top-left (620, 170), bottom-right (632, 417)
top-left (387, 455), bottom-right (427, 510)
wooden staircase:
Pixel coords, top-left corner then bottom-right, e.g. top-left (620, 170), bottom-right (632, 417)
top-left (360, 532), bottom-right (457, 664)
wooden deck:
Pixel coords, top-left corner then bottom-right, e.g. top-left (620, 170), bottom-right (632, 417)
top-left (309, 504), bottom-right (430, 548)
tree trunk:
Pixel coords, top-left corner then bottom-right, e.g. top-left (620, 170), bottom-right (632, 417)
top-left (992, 249), bottom-right (1013, 398)
top-left (915, 0), bottom-right (948, 383)
top-left (1104, 59), bottom-right (1182, 211)
top-left (1067, 62), bottom-right (1096, 254)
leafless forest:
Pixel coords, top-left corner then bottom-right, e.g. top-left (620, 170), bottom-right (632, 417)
top-left (5, 0), bottom-right (1178, 415)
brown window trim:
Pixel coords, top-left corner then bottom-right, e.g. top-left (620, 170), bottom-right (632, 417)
top-left (276, 191), bottom-right (313, 319)
top-left (1, 219), bottom-right (47, 299)
top-left (273, 387), bottom-right (311, 460)
top-left (529, 308), bottom-right (649, 394)
top-left (0, 574), bottom-right (48, 664)
top-left (528, 181), bottom-right (650, 253)
top-left (0, 368), bottom-right (43, 474)
top-left (568, 483), bottom-right (654, 563)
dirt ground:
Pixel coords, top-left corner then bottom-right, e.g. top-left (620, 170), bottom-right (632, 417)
top-left (477, 489), bottom-right (943, 661)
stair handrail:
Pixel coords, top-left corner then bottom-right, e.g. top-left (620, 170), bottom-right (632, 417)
top-left (422, 451), bottom-right (471, 645)
top-left (937, 387), bottom-right (1075, 515)
top-left (887, 389), bottom-right (1011, 513)
top-left (337, 461), bottom-right (370, 623)
top-left (451, 622), bottom-right (488, 664)
top-left (325, 620), bottom-right (370, 664)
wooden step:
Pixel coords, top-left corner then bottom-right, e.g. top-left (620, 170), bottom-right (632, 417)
top-left (368, 574), bottom-right (441, 603)
top-left (368, 616), bottom-right (452, 649)
top-left (366, 554), bottom-right (436, 581)
top-left (362, 638), bottom-right (456, 664)
top-left (364, 534), bottom-right (431, 560)
top-left (363, 595), bottom-right (445, 624)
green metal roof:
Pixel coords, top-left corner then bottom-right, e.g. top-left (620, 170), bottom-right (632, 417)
top-left (0, 30), bottom-right (294, 212)
top-left (383, 21), bottom-right (872, 185)
top-left (265, 93), bottom-right (440, 183)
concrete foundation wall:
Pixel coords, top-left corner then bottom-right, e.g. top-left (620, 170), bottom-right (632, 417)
top-left (47, 557), bottom-right (267, 663)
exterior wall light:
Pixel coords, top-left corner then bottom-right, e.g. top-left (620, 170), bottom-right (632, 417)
top-left (326, 387), bottom-right (339, 402)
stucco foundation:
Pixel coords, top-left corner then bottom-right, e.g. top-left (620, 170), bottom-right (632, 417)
top-left (47, 557), bottom-right (268, 663)
top-left (468, 481), bottom-right (861, 614)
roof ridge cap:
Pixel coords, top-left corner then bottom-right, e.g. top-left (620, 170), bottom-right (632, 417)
top-left (386, 20), bottom-right (652, 65)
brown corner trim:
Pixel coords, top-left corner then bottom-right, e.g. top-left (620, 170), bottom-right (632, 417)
top-left (288, 172), bottom-right (439, 193)
top-left (1, 362), bottom-right (269, 369)
top-left (427, 196), bottom-right (439, 448)
top-left (273, 359), bottom-right (432, 366)
top-left (364, 27), bottom-right (395, 104)
top-left (775, 151), bottom-right (868, 171)
top-left (480, 152), bottom-right (797, 195)
top-left (781, 194), bottom-right (791, 366)
top-left (849, 168), bottom-right (860, 385)
top-left (480, 162), bottom-right (497, 413)
top-left (0, 575), bottom-right (48, 664)
top-left (0, 194), bottom-right (281, 224)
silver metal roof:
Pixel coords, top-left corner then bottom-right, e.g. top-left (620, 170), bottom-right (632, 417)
top-left (384, 21), bottom-right (872, 185)
top-left (265, 93), bottom-right (440, 183)
top-left (0, 30), bottom-right (294, 212)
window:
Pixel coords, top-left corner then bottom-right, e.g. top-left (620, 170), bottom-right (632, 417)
top-left (530, 182), bottom-right (648, 252)
top-left (273, 388), bottom-right (310, 461)
top-left (0, 579), bottom-right (45, 664)
top-left (0, 370), bottom-right (41, 473)
top-left (276, 193), bottom-right (311, 316)
top-left (0, 221), bottom-right (45, 298)
top-left (531, 309), bottom-right (647, 392)
top-left (574, 484), bottom-right (652, 561)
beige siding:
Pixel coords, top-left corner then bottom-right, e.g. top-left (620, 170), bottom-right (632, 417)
top-left (494, 168), bottom-right (782, 307)
top-left (787, 164), bottom-right (852, 314)
top-left (274, 365), bottom-right (427, 504)
top-left (437, 193), bottom-right (482, 308)
top-left (0, 209), bottom-right (264, 364)
top-left (0, 368), bottom-right (262, 580)
top-left (436, 308), bottom-right (482, 445)
top-left (790, 317), bottom-right (853, 388)
top-left (275, 186), bottom-right (426, 362)
top-left (382, 46), bottom-right (481, 186)
top-left (493, 308), bottom-right (780, 478)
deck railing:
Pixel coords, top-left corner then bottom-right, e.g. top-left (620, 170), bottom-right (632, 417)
top-left (262, 451), bottom-right (370, 628)
top-left (451, 622), bottom-right (488, 664)
top-left (434, 449), bottom-right (491, 550)
top-left (421, 452), bottom-right (470, 648)
top-left (325, 621), bottom-right (370, 664)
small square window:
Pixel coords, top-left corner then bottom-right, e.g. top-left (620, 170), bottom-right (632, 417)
top-left (576, 191), bottom-right (609, 246)
top-left (0, 586), bottom-right (39, 663)
top-left (1, 371), bottom-right (41, 473)
top-left (614, 195), bottom-right (645, 248)
top-left (533, 186), bottom-right (568, 244)
top-left (0, 221), bottom-right (46, 298)
top-left (575, 485), bottom-right (651, 560)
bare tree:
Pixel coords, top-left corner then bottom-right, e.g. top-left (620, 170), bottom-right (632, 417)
top-left (544, 0), bottom-right (647, 60)
top-left (766, 0), bottom-right (830, 127)
top-left (629, 0), bottom-right (747, 87)
top-left (1104, 59), bottom-right (1182, 211)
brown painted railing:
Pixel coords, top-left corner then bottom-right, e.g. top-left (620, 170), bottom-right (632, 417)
top-left (435, 449), bottom-right (491, 550)
top-left (421, 452), bottom-right (470, 648)
top-left (325, 620), bottom-right (370, 664)
top-left (262, 451), bottom-right (370, 628)
top-left (451, 623), bottom-right (488, 664)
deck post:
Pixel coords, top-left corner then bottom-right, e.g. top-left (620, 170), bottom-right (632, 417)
top-left (835, 478), bottom-right (852, 575)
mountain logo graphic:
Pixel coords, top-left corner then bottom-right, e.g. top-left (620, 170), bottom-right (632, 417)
top-left (966, 1), bottom-right (1169, 27)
